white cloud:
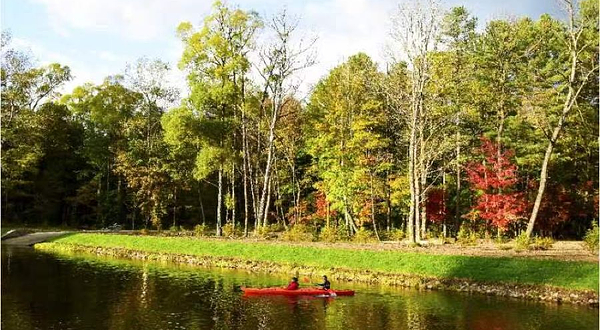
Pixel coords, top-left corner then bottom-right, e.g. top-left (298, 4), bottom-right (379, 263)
top-left (25, 0), bottom-right (399, 98)
top-left (31, 0), bottom-right (213, 41)
top-left (11, 37), bottom-right (73, 66)
top-left (295, 0), bottom-right (395, 95)
top-left (88, 50), bottom-right (121, 62)
top-left (10, 37), bottom-right (126, 93)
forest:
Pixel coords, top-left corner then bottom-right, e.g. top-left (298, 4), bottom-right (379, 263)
top-left (1, 0), bottom-right (598, 242)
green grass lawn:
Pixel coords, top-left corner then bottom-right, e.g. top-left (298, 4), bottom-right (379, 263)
top-left (46, 233), bottom-right (599, 291)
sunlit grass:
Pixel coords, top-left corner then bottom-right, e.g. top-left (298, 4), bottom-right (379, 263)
top-left (48, 233), bottom-right (598, 291)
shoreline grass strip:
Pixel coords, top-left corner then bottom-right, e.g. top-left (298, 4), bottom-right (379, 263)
top-left (47, 233), bottom-right (599, 291)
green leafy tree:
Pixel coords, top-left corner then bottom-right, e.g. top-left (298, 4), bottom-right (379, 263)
top-left (471, 18), bottom-right (535, 151)
top-left (115, 58), bottom-right (179, 230)
top-left (1, 32), bottom-right (72, 224)
top-left (437, 6), bottom-right (478, 231)
top-left (63, 77), bottom-right (138, 227)
top-left (307, 53), bottom-right (388, 236)
top-left (176, 1), bottom-right (261, 235)
top-left (524, 0), bottom-right (599, 237)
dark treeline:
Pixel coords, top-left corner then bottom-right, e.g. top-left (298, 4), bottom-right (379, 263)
top-left (2, 0), bottom-right (598, 240)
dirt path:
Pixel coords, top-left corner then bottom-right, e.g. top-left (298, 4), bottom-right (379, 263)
top-left (2, 231), bottom-right (71, 246)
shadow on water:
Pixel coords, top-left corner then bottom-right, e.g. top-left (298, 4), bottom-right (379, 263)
top-left (1, 246), bottom-right (598, 330)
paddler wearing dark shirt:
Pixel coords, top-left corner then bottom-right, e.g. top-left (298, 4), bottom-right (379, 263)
top-left (316, 275), bottom-right (330, 290)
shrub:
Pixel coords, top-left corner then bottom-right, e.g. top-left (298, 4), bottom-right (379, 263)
top-left (255, 224), bottom-right (281, 239)
top-left (494, 235), bottom-right (510, 244)
top-left (169, 225), bottom-right (180, 233)
top-left (514, 232), bottom-right (532, 251)
top-left (222, 223), bottom-right (241, 238)
top-left (387, 228), bottom-right (405, 241)
top-left (335, 224), bottom-right (350, 241)
top-left (140, 228), bottom-right (149, 236)
top-left (583, 221), bottom-right (599, 254)
top-left (194, 224), bottom-right (209, 237)
top-left (281, 224), bottom-right (313, 242)
top-left (318, 226), bottom-right (339, 243)
top-left (439, 235), bottom-right (454, 245)
top-left (457, 226), bottom-right (478, 246)
top-left (514, 233), bottom-right (554, 251)
top-left (493, 235), bottom-right (511, 250)
top-left (530, 237), bottom-right (554, 250)
top-left (353, 227), bottom-right (377, 243)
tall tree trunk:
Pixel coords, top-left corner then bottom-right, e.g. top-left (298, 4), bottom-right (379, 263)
top-left (370, 171), bottom-right (380, 241)
top-left (414, 167), bottom-right (421, 242)
top-left (97, 174), bottom-right (102, 225)
top-left (242, 111), bottom-right (250, 237)
top-left (343, 195), bottom-right (357, 235)
top-left (253, 103), bottom-right (262, 228)
top-left (172, 187), bottom-right (177, 228)
top-left (418, 82), bottom-right (428, 240)
top-left (442, 170), bottom-right (447, 238)
top-left (199, 185), bottom-right (206, 225)
top-left (526, 118), bottom-right (563, 237)
top-left (386, 173), bottom-right (391, 231)
top-left (419, 124), bottom-right (427, 239)
top-left (407, 100), bottom-right (418, 243)
top-left (274, 163), bottom-right (287, 229)
top-left (231, 162), bottom-right (236, 232)
top-left (291, 163), bottom-right (299, 223)
top-left (250, 122), bottom-right (259, 233)
top-left (117, 175), bottom-right (122, 224)
top-left (249, 152), bottom-right (259, 232)
top-left (256, 102), bottom-right (279, 228)
top-left (420, 176), bottom-right (427, 239)
top-left (216, 167), bottom-right (223, 236)
top-left (252, 173), bottom-right (259, 232)
top-left (455, 129), bottom-right (461, 228)
top-left (263, 175), bottom-right (273, 227)
top-left (296, 181), bottom-right (301, 222)
top-left (132, 201), bottom-right (136, 230)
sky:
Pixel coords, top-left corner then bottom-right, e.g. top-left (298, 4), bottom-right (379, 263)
top-left (2, 0), bottom-right (561, 97)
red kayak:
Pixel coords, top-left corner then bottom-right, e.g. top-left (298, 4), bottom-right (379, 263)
top-left (241, 287), bottom-right (355, 297)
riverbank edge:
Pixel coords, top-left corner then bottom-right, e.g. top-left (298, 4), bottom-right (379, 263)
top-left (35, 242), bottom-right (599, 307)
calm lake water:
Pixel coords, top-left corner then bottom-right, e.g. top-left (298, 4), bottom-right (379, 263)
top-left (1, 245), bottom-right (598, 330)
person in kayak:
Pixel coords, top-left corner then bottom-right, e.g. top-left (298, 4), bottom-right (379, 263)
top-left (286, 277), bottom-right (299, 290)
top-left (316, 275), bottom-right (330, 290)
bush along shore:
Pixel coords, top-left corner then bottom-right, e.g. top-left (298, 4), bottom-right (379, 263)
top-left (35, 234), bottom-right (599, 306)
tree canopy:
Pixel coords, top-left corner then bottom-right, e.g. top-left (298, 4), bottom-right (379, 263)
top-left (2, 0), bottom-right (597, 241)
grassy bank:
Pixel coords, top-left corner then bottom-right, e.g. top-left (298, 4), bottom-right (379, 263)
top-left (39, 233), bottom-right (598, 292)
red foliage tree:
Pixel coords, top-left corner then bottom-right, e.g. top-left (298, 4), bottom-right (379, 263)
top-left (465, 138), bottom-right (527, 230)
top-left (314, 191), bottom-right (328, 218)
top-left (534, 180), bottom-right (597, 234)
top-left (533, 182), bottom-right (571, 232)
top-left (306, 191), bottom-right (337, 225)
top-left (426, 188), bottom-right (447, 224)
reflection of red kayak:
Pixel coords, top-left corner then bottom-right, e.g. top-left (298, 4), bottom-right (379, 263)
top-left (241, 287), bottom-right (355, 296)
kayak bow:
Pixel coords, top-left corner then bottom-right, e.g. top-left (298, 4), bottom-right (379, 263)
top-left (241, 287), bottom-right (355, 297)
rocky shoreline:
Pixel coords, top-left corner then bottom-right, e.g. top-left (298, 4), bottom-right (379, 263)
top-left (35, 242), bottom-right (599, 307)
